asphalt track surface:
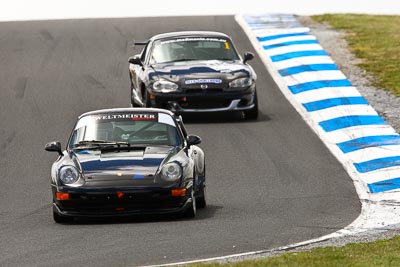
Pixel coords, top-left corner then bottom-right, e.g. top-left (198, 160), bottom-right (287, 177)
top-left (0, 16), bottom-right (360, 266)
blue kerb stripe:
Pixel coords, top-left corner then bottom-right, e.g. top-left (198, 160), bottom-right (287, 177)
top-left (271, 50), bottom-right (327, 62)
top-left (368, 178), bottom-right (400, 193)
top-left (337, 135), bottom-right (400, 153)
top-left (263, 40), bottom-right (318, 50)
top-left (279, 64), bottom-right (338, 76)
top-left (303, 97), bottom-right (368, 112)
top-left (257, 32), bottom-right (310, 42)
top-left (288, 79), bottom-right (352, 94)
top-left (354, 156), bottom-right (400, 173)
top-left (319, 115), bottom-right (387, 132)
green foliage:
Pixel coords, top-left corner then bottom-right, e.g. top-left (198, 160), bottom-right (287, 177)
top-left (312, 14), bottom-right (400, 95)
top-left (190, 236), bottom-right (400, 266)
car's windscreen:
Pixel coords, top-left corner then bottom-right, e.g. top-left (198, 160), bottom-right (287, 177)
top-left (68, 113), bottom-right (182, 149)
top-left (149, 37), bottom-right (240, 64)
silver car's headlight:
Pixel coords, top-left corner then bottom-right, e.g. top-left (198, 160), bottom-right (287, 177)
top-left (161, 163), bottom-right (182, 181)
top-left (59, 166), bottom-right (80, 184)
top-left (153, 80), bottom-right (179, 93)
top-left (229, 77), bottom-right (253, 88)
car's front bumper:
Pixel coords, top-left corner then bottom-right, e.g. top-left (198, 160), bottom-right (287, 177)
top-left (168, 98), bottom-right (255, 113)
top-left (53, 188), bottom-right (193, 218)
top-left (148, 85), bottom-right (257, 113)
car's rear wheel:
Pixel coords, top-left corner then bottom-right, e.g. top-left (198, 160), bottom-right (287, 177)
top-left (244, 92), bottom-right (259, 120)
top-left (53, 210), bottom-right (73, 223)
top-left (183, 189), bottom-right (196, 218)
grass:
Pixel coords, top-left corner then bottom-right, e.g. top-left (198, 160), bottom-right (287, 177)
top-left (190, 236), bottom-right (400, 267)
top-left (312, 14), bottom-right (400, 96)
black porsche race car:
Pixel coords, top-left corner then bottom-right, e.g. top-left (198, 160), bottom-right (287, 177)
top-left (45, 108), bottom-right (206, 223)
top-left (128, 31), bottom-right (258, 119)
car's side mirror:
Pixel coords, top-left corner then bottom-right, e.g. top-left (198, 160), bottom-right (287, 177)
top-left (128, 55), bottom-right (143, 66)
top-left (186, 135), bottom-right (202, 147)
top-left (45, 141), bottom-right (63, 156)
top-left (243, 52), bottom-right (254, 63)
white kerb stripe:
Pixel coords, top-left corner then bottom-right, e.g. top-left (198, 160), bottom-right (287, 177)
top-left (309, 105), bottom-right (379, 123)
top-left (294, 87), bottom-right (362, 104)
top-left (360, 168), bottom-right (400, 184)
top-left (253, 27), bottom-right (310, 37)
top-left (283, 70), bottom-right (347, 86)
top-left (260, 35), bottom-right (317, 46)
top-left (324, 125), bottom-right (397, 144)
top-left (264, 44), bottom-right (323, 56)
top-left (345, 145), bottom-right (400, 164)
top-left (273, 56), bottom-right (334, 70)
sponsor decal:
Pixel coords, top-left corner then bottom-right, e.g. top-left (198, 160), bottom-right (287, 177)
top-left (185, 79), bottom-right (222, 85)
top-left (132, 174), bottom-right (145, 179)
top-left (95, 113), bottom-right (158, 121)
top-left (161, 37), bottom-right (227, 44)
top-left (76, 113), bottom-right (176, 129)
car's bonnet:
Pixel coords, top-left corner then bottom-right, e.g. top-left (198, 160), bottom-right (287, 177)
top-left (151, 60), bottom-right (251, 81)
top-left (74, 146), bottom-right (176, 181)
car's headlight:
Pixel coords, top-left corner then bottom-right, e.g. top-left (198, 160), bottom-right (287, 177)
top-left (161, 163), bottom-right (182, 181)
top-left (59, 166), bottom-right (80, 184)
top-left (229, 77), bottom-right (253, 88)
top-left (153, 80), bottom-right (179, 93)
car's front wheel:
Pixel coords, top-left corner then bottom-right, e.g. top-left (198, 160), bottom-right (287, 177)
top-left (183, 189), bottom-right (197, 218)
top-left (196, 167), bottom-right (206, 209)
top-left (130, 84), bottom-right (137, 107)
top-left (142, 89), bottom-right (152, 107)
top-left (196, 184), bottom-right (206, 209)
top-left (244, 92), bottom-right (259, 120)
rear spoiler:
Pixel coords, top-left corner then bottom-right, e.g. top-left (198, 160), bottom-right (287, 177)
top-left (133, 40), bottom-right (148, 49)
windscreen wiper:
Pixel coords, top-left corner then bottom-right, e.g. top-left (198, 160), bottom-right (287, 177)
top-left (74, 140), bottom-right (129, 149)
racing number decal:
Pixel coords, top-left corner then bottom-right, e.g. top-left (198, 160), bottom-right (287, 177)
top-left (224, 42), bottom-right (230, 50)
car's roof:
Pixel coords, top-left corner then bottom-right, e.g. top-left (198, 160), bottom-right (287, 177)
top-left (79, 108), bottom-right (175, 119)
top-left (149, 31), bottom-right (231, 41)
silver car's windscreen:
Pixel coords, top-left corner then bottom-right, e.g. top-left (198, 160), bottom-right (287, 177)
top-left (149, 37), bottom-right (240, 64)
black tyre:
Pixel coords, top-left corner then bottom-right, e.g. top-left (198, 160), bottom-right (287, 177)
top-left (244, 93), bottom-right (259, 120)
top-left (142, 88), bottom-right (151, 107)
top-left (196, 183), bottom-right (206, 209)
top-left (53, 211), bottom-right (73, 223)
top-left (196, 166), bottom-right (206, 209)
top-left (130, 83), bottom-right (137, 107)
top-left (183, 189), bottom-right (196, 218)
